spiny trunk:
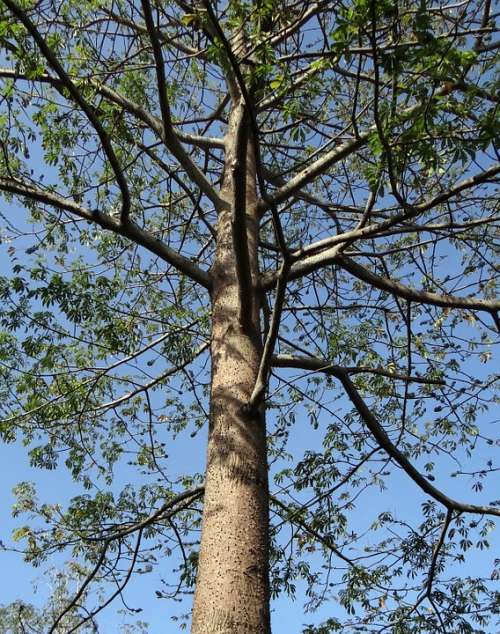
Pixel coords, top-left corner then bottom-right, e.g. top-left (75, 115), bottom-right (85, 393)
top-left (191, 105), bottom-right (271, 634)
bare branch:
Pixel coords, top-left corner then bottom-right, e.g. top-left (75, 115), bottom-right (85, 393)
top-left (86, 486), bottom-right (204, 542)
top-left (67, 530), bottom-right (144, 633)
top-left (270, 495), bottom-right (354, 566)
top-left (94, 343), bottom-right (209, 413)
top-left (425, 509), bottom-right (453, 599)
top-left (48, 541), bottom-right (110, 633)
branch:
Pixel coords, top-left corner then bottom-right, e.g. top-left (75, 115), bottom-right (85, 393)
top-left (0, 177), bottom-right (211, 289)
top-left (3, 0), bottom-right (132, 224)
top-left (257, 61), bottom-right (330, 112)
top-left (65, 487), bottom-right (203, 631)
top-left (271, 355), bottom-right (500, 517)
top-left (337, 256), bottom-right (500, 327)
top-left (138, 142), bottom-right (217, 238)
top-left (99, 4), bottom-right (205, 58)
top-left (258, 135), bottom-right (368, 212)
top-left (400, 508), bottom-right (454, 631)
top-left (425, 509), bottom-right (453, 599)
top-left (67, 529), bottom-right (144, 634)
top-left (52, 488), bottom-right (203, 631)
top-left (248, 260), bottom-right (290, 409)
top-left (257, 91), bottom-right (499, 214)
top-left (263, 163), bottom-right (500, 274)
top-left (263, 244), bottom-right (500, 327)
top-left (270, 495), bottom-right (354, 566)
top-left (0, 68), bottom-right (225, 151)
top-left (229, 102), bottom-right (255, 330)
top-left (86, 486), bottom-right (204, 542)
top-left (1, 5), bottom-right (223, 209)
top-left (261, 163), bottom-right (500, 313)
top-left (272, 354), bottom-right (445, 385)
top-left (139, 0), bottom-right (225, 209)
top-left (266, 2), bottom-right (328, 49)
top-left (94, 343), bottom-right (209, 413)
top-left (48, 541), bottom-right (110, 633)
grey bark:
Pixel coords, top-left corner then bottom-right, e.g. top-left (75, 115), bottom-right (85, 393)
top-left (191, 104), bottom-right (271, 634)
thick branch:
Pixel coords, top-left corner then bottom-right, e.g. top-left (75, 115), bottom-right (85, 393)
top-left (224, 101), bottom-right (256, 329)
top-left (248, 261), bottom-right (290, 409)
top-left (0, 177), bottom-right (211, 288)
top-left (259, 135), bottom-right (367, 212)
top-left (337, 256), bottom-right (500, 326)
top-left (272, 354), bottom-right (445, 385)
top-left (263, 163), bottom-right (500, 278)
top-left (261, 164), bottom-right (500, 324)
top-left (258, 90), bottom-right (498, 214)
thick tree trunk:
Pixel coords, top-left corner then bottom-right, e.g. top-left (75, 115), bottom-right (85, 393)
top-left (191, 105), bottom-right (271, 633)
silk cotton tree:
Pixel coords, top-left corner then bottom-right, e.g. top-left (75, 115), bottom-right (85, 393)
top-left (0, 0), bottom-right (499, 632)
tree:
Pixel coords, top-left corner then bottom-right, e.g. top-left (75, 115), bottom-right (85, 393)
top-left (0, 0), bottom-right (498, 631)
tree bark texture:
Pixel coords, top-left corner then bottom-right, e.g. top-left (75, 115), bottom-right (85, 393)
top-left (191, 103), bottom-right (271, 634)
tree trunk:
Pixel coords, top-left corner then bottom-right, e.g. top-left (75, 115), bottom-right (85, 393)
top-left (191, 104), bottom-right (271, 633)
